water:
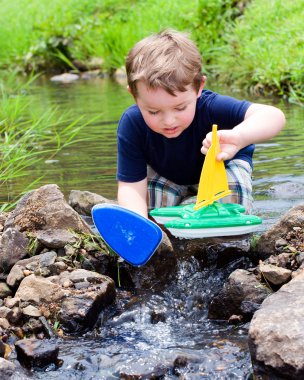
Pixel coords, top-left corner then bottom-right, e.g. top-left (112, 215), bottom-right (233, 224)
top-left (20, 258), bottom-right (253, 379)
top-left (4, 75), bottom-right (304, 379)
top-left (3, 75), bottom-right (304, 217)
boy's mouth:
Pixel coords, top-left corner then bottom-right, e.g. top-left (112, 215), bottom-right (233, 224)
top-left (163, 127), bottom-right (179, 135)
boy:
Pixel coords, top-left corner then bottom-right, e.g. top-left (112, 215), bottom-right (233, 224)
top-left (116, 29), bottom-right (285, 218)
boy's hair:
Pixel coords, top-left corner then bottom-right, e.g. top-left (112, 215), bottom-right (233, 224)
top-left (126, 29), bottom-right (203, 97)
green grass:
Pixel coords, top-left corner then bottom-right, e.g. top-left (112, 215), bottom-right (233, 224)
top-left (0, 72), bottom-right (94, 210)
top-left (0, 0), bottom-right (303, 101)
top-left (212, 0), bottom-right (304, 103)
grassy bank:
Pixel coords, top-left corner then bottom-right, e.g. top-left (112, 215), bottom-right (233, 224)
top-left (212, 0), bottom-right (304, 103)
top-left (0, 0), bottom-right (303, 102)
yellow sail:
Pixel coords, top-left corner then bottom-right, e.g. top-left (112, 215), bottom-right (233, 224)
top-left (194, 124), bottom-right (231, 210)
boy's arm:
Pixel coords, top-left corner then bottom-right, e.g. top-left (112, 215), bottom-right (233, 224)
top-left (201, 103), bottom-right (286, 161)
top-left (117, 178), bottom-right (148, 218)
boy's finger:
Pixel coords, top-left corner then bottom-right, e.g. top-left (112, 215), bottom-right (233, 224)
top-left (200, 146), bottom-right (208, 155)
top-left (217, 151), bottom-right (229, 161)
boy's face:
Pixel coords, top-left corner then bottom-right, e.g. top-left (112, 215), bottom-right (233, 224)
top-left (133, 80), bottom-right (205, 138)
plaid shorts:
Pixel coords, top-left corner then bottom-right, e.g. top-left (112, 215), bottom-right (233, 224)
top-left (147, 159), bottom-right (253, 213)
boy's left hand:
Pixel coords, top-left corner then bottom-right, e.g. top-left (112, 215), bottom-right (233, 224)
top-left (201, 129), bottom-right (242, 161)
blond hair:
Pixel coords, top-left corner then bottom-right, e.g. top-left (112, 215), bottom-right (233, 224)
top-left (126, 29), bottom-right (203, 97)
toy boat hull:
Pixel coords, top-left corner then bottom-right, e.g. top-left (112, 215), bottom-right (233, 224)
top-left (150, 202), bottom-right (262, 239)
top-left (167, 224), bottom-right (260, 239)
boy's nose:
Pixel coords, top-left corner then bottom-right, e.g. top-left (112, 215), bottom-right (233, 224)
top-left (162, 113), bottom-right (175, 127)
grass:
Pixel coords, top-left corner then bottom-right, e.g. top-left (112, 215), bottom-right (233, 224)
top-left (212, 0), bottom-right (304, 103)
top-left (0, 71), bottom-right (96, 210)
top-left (0, 0), bottom-right (303, 98)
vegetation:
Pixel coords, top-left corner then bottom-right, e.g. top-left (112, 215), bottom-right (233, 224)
top-left (0, 0), bottom-right (303, 102)
top-left (212, 0), bottom-right (304, 103)
top-left (0, 72), bottom-right (93, 210)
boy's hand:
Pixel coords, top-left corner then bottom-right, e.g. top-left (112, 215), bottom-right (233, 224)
top-left (201, 129), bottom-right (243, 161)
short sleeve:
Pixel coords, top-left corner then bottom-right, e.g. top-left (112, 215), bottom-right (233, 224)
top-left (116, 108), bottom-right (147, 182)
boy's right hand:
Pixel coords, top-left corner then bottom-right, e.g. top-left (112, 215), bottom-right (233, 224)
top-left (201, 129), bottom-right (243, 161)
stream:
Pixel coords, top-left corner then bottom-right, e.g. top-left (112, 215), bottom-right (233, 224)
top-left (4, 75), bottom-right (304, 379)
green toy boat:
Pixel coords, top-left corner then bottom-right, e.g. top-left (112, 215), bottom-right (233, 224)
top-left (149, 125), bottom-right (262, 239)
top-left (150, 202), bottom-right (262, 238)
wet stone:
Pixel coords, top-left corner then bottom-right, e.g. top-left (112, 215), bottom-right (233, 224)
top-left (119, 357), bottom-right (168, 379)
top-left (0, 357), bottom-right (16, 378)
top-left (150, 309), bottom-right (166, 324)
top-left (15, 338), bottom-right (59, 369)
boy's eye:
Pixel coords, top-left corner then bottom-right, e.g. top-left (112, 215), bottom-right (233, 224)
top-left (148, 110), bottom-right (159, 115)
top-left (176, 106), bottom-right (186, 111)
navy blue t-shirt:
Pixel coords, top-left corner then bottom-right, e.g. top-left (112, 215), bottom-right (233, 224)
top-left (117, 89), bottom-right (254, 185)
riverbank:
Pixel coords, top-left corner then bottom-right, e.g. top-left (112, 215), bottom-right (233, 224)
top-left (0, 0), bottom-right (303, 103)
top-left (0, 184), bottom-right (304, 378)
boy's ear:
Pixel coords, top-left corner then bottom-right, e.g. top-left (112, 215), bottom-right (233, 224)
top-left (127, 85), bottom-right (137, 101)
top-left (197, 76), bottom-right (207, 97)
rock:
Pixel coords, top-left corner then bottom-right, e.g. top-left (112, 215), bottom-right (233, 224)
top-left (119, 356), bottom-right (168, 380)
top-left (174, 235), bottom-right (251, 268)
top-left (69, 190), bottom-right (114, 216)
top-left (36, 229), bottom-right (77, 248)
top-left (0, 340), bottom-right (5, 358)
top-left (259, 262), bottom-right (292, 286)
top-left (0, 283), bottom-right (12, 298)
top-left (117, 239), bottom-right (176, 289)
top-left (6, 265), bottom-right (24, 289)
top-left (255, 203), bottom-right (304, 259)
top-left (14, 270), bottom-right (115, 333)
top-left (50, 73), bottom-right (79, 83)
top-left (0, 318), bottom-right (10, 330)
top-left (15, 338), bottom-right (59, 368)
top-left (0, 357), bottom-right (16, 378)
top-left (4, 184), bottom-right (91, 235)
top-left (0, 307), bottom-right (11, 319)
top-left (15, 274), bottom-right (65, 304)
top-left (7, 307), bottom-right (22, 325)
top-left (22, 305), bottom-right (42, 318)
top-left (0, 306), bottom-right (21, 324)
top-left (22, 318), bottom-right (43, 335)
top-left (3, 298), bottom-right (20, 309)
top-left (87, 57), bottom-right (103, 70)
top-left (249, 271), bottom-right (304, 378)
top-left (7, 251), bottom-right (57, 288)
top-left (266, 252), bottom-right (292, 268)
top-left (0, 228), bottom-right (29, 273)
top-left (208, 269), bottom-right (270, 320)
top-left (0, 213), bottom-right (9, 232)
top-left (57, 269), bottom-right (116, 332)
top-left (57, 268), bottom-right (106, 285)
top-left (48, 261), bottom-right (68, 275)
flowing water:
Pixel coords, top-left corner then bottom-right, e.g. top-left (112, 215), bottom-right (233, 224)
top-left (4, 75), bottom-right (304, 379)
